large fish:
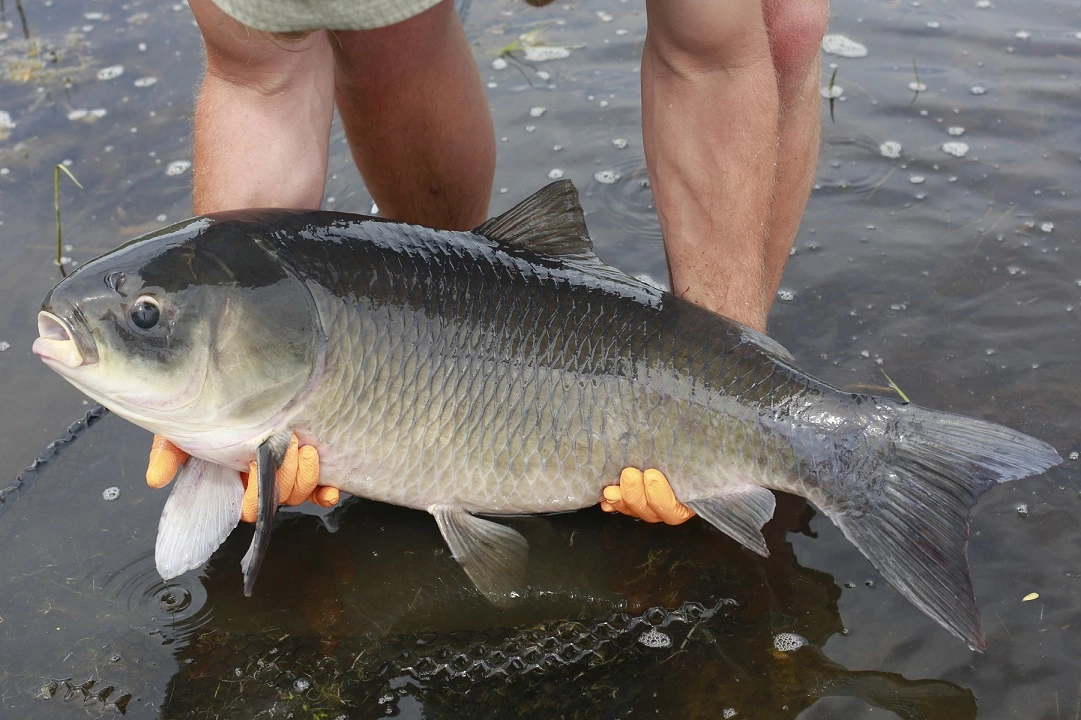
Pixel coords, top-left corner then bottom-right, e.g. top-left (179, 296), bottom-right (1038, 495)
top-left (34, 181), bottom-right (1059, 650)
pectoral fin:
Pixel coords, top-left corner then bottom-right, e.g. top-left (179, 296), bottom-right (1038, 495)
top-left (687, 485), bottom-right (777, 557)
top-left (155, 457), bottom-right (243, 580)
top-left (241, 433), bottom-right (290, 596)
top-left (430, 505), bottom-right (529, 605)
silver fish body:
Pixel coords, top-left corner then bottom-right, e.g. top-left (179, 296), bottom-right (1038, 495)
top-left (35, 181), bottom-right (1060, 650)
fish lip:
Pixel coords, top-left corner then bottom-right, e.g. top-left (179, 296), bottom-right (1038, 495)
top-left (33, 309), bottom-right (99, 368)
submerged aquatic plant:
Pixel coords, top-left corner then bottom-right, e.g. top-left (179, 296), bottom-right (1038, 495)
top-left (910, 60), bottom-right (922, 104)
top-left (828, 67), bottom-right (839, 122)
top-left (54, 163), bottom-right (83, 276)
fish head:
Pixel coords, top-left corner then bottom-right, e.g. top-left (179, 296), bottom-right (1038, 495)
top-left (35, 214), bottom-right (321, 448)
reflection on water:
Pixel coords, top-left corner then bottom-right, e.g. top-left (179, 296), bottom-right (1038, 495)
top-left (2, 0), bottom-right (1081, 717)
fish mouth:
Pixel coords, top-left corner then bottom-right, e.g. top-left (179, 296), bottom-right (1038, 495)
top-left (34, 310), bottom-right (98, 368)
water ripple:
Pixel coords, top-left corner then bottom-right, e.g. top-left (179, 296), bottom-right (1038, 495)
top-left (100, 549), bottom-right (212, 643)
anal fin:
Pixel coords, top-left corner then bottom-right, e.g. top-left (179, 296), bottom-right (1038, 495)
top-left (155, 457), bottom-right (243, 580)
top-left (687, 485), bottom-right (777, 557)
top-left (430, 505), bottom-right (529, 606)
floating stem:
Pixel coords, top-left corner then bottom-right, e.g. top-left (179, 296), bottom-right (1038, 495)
top-left (54, 163), bottom-right (83, 274)
top-left (881, 369), bottom-right (911, 403)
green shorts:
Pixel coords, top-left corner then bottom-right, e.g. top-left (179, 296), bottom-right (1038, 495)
top-left (212, 0), bottom-right (443, 31)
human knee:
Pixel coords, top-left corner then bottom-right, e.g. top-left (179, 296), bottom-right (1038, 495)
top-left (645, 0), bottom-right (773, 76)
top-left (764, 0), bottom-right (830, 78)
top-left (191, 0), bottom-right (328, 96)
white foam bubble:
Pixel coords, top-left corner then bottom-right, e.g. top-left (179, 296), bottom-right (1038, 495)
top-left (594, 169), bottom-right (621, 184)
top-left (0, 110), bottom-right (15, 130)
top-left (165, 160), bottom-right (191, 176)
top-left (611, 137), bottom-right (628, 149)
top-left (529, 106), bottom-right (547, 118)
top-left (879, 140), bottom-right (902, 158)
top-left (820, 84), bottom-right (844, 99)
top-left (97, 64), bottom-right (124, 81)
top-left (522, 45), bottom-right (571, 63)
top-left (638, 628), bottom-right (672, 648)
top-left (0, 341), bottom-right (9, 352)
top-left (970, 85), bottom-right (987, 95)
top-left (102, 486), bottom-right (121, 501)
top-left (134, 76), bottom-right (157, 88)
top-left (908, 81), bottom-right (928, 92)
top-left (1040, 222), bottom-right (1054, 233)
top-left (909, 175), bottom-right (925, 184)
top-left (491, 57), bottom-right (508, 70)
top-left (547, 168), bottom-right (564, 180)
top-left (941, 141), bottom-right (969, 157)
top-left (947, 126), bottom-right (965, 136)
top-left (821, 34), bottom-right (868, 58)
top-left (773, 632), bottom-right (807, 652)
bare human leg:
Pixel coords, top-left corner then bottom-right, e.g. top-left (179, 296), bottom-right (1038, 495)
top-left (642, 0), bottom-right (827, 332)
top-left (189, 0), bottom-right (336, 214)
top-left (608, 0), bottom-right (828, 522)
top-left (642, 0), bottom-right (779, 332)
top-left (331, 0), bottom-right (496, 231)
top-left (762, 0), bottom-right (830, 299)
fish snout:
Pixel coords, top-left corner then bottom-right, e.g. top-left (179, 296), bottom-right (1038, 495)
top-left (34, 311), bottom-right (89, 368)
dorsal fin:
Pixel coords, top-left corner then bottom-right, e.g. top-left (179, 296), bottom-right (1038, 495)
top-left (474, 180), bottom-right (593, 256)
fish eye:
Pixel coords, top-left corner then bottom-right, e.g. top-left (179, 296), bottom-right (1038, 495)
top-left (130, 296), bottom-right (161, 330)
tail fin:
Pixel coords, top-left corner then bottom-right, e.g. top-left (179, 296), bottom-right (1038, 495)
top-left (827, 405), bottom-right (1060, 651)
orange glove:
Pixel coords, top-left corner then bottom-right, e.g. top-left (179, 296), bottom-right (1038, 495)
top-left (600, 468), bottom-right (696, 525)
top-left (148, 437), bottom-right (690, 525)
top-left (146, 434), bottom-right (339, 522)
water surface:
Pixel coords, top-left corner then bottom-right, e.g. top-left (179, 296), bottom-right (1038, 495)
top-left (1, 0), bottom-right (1079, 717)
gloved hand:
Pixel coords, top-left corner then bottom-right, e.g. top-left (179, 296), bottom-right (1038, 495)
top-left (148, 437), bottom-right (694, 525)
top-left (599, 467), bottom-right (696, 525)
top-left (146, 435), bottom-right (339, 522)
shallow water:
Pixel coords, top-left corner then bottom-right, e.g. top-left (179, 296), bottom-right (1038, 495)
top-left (1, 0), bottom-right (1079, 717)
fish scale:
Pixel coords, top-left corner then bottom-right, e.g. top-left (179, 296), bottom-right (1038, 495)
top-left (35, 180), bottom-right (1061, 649)
top-left (283, 227), bottom-right (780, 513)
